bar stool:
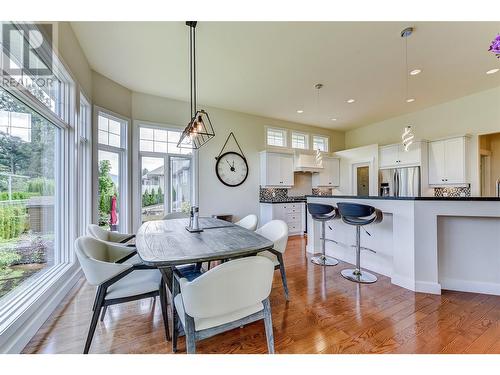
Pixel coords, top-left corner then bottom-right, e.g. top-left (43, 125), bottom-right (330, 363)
top-left (337, 202), bottom-right (383, 283)
top-left (307, 203), bottom-right (340, 266)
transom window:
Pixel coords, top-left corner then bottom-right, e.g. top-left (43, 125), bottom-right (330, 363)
top-left (266, 128), bottom-right (287, 147)
top-left (0, 110), bottom-right (32, 142)
top-left (98, 115), bottom-right (122, 148)
top-left (291, 132), bottom-right (308, 149)
top-left (139, 127), bottom-right (191, 155)
top-left (313, 135), bottom-right (329, 152)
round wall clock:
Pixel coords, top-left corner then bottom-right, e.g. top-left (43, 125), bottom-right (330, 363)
top-left (215, 151), bottom-right (249, 187)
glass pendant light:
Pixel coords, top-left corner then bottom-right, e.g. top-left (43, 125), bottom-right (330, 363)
top-left (178, 21), bottom-right (215, 149)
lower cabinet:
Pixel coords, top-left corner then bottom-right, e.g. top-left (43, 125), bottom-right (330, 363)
top-left (260, 202), bottom-right (305, 236)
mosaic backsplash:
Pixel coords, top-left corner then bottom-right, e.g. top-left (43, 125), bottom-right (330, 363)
top-left (434, 186), bottom-right (471, 197)
top-left (260, 187), bottom-right (332, 202)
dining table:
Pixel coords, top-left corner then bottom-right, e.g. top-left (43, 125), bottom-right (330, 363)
top-left (135, 217), bottom-right (275, 340)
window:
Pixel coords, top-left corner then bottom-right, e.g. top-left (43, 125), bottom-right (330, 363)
top-left (291, 131), bottom-right (309, 149)
top-left (139, 127), bottom-right (191, 155)
top-left (77, 94), bottom-right (91, 236)
top-left (138, 124), bottom-right (192, 223)
top-left (313, 135), bottom-right (329, 152)
top-left (266, 128), bottom-right (287, 147)
top-left (0, 88), bottom-right (61, 299)
top-left (96, 110), bottom-right (128, 232)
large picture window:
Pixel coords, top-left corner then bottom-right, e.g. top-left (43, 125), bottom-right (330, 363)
top-left (0, 88), bottom-right (60, 299)
top-left (96, 110), bottom-right (128, 232)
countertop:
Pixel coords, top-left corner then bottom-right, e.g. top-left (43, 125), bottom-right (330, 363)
top-left (305, 195), bottom-right (500, 201)
top-left (260, 198), bottom-right (306, 204)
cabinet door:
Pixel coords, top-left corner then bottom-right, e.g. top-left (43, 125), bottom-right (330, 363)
top-left (280, 154), bottom-right (294, 186)
top-left (428, 140), bottom-right (445, 184)
top-left (265, 153), bottom-right (282, 186)
top-left (398, 142), bottom-right (421, 166)
top-left (444, 137), bottom-right (465, 184)
top-left (330, 158), bottom-right (340, 186)
top-left (379, 145), bottom-right (399, 168)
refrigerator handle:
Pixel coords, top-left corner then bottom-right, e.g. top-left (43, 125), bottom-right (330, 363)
top-left (392, 170), bottom-right (397, 196)
top-left (395, 170), bottom-right (400, 197)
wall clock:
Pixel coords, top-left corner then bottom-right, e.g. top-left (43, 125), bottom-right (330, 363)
top-left (215, 132), bottom-right (249, 187)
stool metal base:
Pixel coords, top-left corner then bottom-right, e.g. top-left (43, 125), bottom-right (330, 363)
top-left (311, 254), bottom-right (339, 266)
top-left (341, 268), bottom-right (377, 283)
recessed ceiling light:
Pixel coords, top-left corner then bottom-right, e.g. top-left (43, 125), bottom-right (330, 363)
top-left (296, 110), bottom-right (304, 114)
top-left (486, 68), bottom-right (499, 75)
top-left (406, 98), bottom-right (415, 103)
top-left (331, 118), bottom-right (337, 121)
top-left (410, 69), bottom-right (421, 76)
top-left (347, 99), bottom-right (355, 104)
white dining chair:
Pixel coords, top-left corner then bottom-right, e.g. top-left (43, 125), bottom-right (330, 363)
top-left (74, 236), bottom-right (169, 354)
top-left (163, 212), bottom-right (189, 220)
top-left (235, 214), bottom-right (258, 231)
top-left (172, 256), bottom-right (276, 354)
top-left (87, 224), bottom-right (138, 264)
top-left (256, 220), bottom-right (290, 301)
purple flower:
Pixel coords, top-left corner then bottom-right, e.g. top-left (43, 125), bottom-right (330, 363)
top-left (489, 34), bottom-right (500, 57)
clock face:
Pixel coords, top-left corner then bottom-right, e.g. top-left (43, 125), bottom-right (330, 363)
top-left (215, 151), bottom-right (249, 187)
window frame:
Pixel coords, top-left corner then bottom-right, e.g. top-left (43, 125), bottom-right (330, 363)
top-left (312, 134), bottom-right (330, 152)
top-left (93, 106), bottom-right (130, 233)
top-left (291, 131), bottom-right (309, 150)
top-left (77, 92), bottom-right (92, 236)
top-left (265, 126), bottom-right (288, 148)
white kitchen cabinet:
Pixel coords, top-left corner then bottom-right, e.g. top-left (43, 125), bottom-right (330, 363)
top-left (312, 157), bottom-right (340, 187)
top-left (260, 202), bottom-right (305, 236)
top-left (260, 151), bottom-right (294, 187)
top-left (428, 136), bottom-right (469, 185)
top-left (379, 141), bottom-right (422, 169)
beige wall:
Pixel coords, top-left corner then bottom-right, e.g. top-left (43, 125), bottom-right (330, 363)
top-left (131, 91), bottom-right (344, 224)
top-left (92, 71), bottom-right (132, 118)
top-left (345, 86), bottom-right (500, 148)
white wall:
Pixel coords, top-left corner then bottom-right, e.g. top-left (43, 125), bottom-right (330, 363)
top-left (345, 86), bottom-right (500, 196)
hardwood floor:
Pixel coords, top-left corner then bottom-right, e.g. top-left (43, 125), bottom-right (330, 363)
top-left (23, 236), bottom-right (500, 354)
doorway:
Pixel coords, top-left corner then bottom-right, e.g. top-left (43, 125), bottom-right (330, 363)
top-left (352, 163), bottom-right (370, 196)
top-left (478, 132), bottom-right (500, 197)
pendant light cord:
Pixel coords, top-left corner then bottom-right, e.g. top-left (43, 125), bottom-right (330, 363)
top-left (189, 24), bottom-right (197, 119)
top-left (405, 35), bottom-right (408, 100)
top-left (189, 27), bottom-right (193, 118)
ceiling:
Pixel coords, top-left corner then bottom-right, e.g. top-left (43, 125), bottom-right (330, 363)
top-left (71, 21), bottom-right (500, 131)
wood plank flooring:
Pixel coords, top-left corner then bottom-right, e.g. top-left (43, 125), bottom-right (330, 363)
top-left (23, 236), bottom-right (500, 354)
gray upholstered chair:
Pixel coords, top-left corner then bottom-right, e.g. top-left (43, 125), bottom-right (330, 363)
top-left (172, 256), bottom-right (275, 354)
top-left (235, 214), bottom-right (258, 231)
top-left (75, 236), bottom-right (169, 353)
top-left (256, 220), bottom-right (290, 301)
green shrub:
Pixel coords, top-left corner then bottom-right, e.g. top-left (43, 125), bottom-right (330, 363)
top-left (0, 203), bottom-right (28, 240)
top-left (27, 178), bottom-right (55, 196)
top-left (0, 251), bottom-right (21, 268)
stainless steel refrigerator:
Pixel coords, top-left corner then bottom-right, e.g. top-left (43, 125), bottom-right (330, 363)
top-left (379, 166), bottom-right (421, 197)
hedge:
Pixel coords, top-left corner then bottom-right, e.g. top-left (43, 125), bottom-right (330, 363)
top-left (0, 203), bottom-right (28, 240)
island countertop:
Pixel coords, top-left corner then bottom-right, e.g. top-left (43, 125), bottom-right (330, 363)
top-left (305, 195), bottom-right (500, 201)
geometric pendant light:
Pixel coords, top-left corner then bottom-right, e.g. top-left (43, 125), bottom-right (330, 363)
top-left (177, 21), bottom-right (215, 149)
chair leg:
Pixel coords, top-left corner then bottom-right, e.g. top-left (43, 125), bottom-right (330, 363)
top-left (84, 288), bottom-right (105, 354)
top-left (99, 305), bottom-right (108, 321)
top-left (262, 298), bottom-right (275, 354)
top-left (277, 253), bottom-right (289, 301)
top-left (185, 314), bottom-right (196, 354)
top-left (172, 305), bottom-right (179, 353)
top-left (159, 281), bottom-right (171, 341)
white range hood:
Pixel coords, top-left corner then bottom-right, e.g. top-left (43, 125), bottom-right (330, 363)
top-left (294, 152), bottom-right (324, 173)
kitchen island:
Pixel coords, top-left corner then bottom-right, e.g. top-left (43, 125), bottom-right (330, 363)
top-left (306, 195), bottom-right (500, 295)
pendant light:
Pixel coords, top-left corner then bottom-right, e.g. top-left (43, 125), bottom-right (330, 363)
top-left (177, 21), bottom-right (215, 149)
top-left (314, 83), bottom-right (324, 165)
top-left (401, 27), bottom-right (415, 152)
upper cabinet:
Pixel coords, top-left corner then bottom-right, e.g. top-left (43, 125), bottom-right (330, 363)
top-left (428, 136), bottom-right (469, 186)
top-left (379, 141), bottom-right (422, 169)
top-left (260, 151), bottom-right (294, 187)
top-left (312, 157), bottom-right (340, 187)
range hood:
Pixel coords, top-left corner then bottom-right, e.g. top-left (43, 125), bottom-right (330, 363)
top-left (294, 152), bottom-right (324, 173)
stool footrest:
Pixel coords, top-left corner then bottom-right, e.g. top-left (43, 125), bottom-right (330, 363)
top-left (351, 245), bottom-right (376, 253)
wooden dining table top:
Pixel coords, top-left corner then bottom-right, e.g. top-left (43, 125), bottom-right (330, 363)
top-left (135, 217), bottom-right (274, 267)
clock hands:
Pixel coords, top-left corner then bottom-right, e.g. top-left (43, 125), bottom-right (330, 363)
top-left (226, 159), bottom-right (235, 172)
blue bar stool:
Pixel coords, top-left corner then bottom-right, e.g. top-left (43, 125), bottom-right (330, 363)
top-left (337, 202), bottom-right (383, 283)
top-left (307, 203), bottom-right (339, 266)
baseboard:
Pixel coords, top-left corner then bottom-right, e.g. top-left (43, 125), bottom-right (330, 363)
top-left (415, 280), bottom-right (442, 295)
top-left (391, 274), bottom-right (416, 292)
top-left (0, 265), bottom-right (82, 353)
top-left (439, 277), bottom-right (500, 296)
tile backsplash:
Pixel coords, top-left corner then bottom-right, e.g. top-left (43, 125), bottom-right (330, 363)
top-left (260, 187), bottom-right (332, 201)
top-left (434, 186), bottom-right (471, 197)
